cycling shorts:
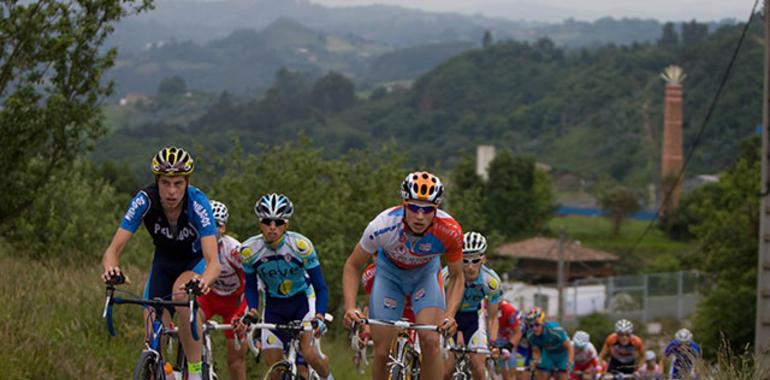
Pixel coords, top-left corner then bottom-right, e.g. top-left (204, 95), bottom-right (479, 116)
top-left (143, 254), bottom-right (205, 315)
top-left (538, 348), bottom-right (568, 372)
top-left (261, 292), bottom-right (315, 350)
top-left (198, 292), bottom-right (247, 339)
top-left (454, 310), bottom-right (487, 350)
top-left (608, 358), bottom-right (637, 374)
top-left (369, 253), bottom-right (444, 320)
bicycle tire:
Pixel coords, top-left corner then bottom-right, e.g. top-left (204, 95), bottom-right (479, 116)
top-left (263, 360), bottom-right (296, 380)
top-left (133, 350), bottom-right (161, 380)
top-left (388, 363), bottom-right (405, 380)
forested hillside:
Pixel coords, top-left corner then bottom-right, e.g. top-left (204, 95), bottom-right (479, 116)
top-left (96, 20), bottom-right (762, 186)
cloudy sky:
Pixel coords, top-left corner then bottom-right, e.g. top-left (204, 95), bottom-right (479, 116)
top-left (313, 0), bottom-right (755, 23)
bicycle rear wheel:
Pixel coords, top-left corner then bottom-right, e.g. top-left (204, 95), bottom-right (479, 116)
top-left (263, 360), bottom-right (296, 380)
top-left (133, 350), bottom-right (161, 380)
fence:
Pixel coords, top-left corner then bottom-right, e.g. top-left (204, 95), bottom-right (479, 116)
top-left (501, 271), bottom-right (709, 323)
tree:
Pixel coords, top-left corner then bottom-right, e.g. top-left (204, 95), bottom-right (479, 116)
top-left (598, 187), bottom-right (640, 235)
top-left (157, 75), bottom-right (187, 97)
top-left (482, 30), bottom-right (493, 48)
top-left (446, 155), bottom-right (486, 232)
top-left (0, 0), bottom-right (152, 226)
top-left (681, 20), bottom-right (708, 45)
top-left (309, 71), bottom-right (356, 113)
top-left (690, 141), bottom-right (760, 358)
top-left (658, 22), bottom-right (679, 47)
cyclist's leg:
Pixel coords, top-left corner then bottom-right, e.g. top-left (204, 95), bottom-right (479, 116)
top-left (298, 290), bottom-right (330, 378)
top-left (174, 269), bottom-right (204, 364)
top-left (369, 258), bottom-right (408, 380)
top-left (536, 350), bottom-right (556, 380)
top-left (220, 297), bottom-right (246, 380)
top-left (443, 334), bottom-right (460, 380)
top-left (261, 297), bottom-right (293, 367)
top-left (411, 260), bottom-right (448, 380)
top-left (466, 311), bottom-right (488, 380)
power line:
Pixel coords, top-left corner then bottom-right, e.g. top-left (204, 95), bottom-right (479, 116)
top-left (624, 0), bottom-right (761, 257)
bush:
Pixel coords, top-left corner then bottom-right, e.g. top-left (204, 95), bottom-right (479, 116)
top-left (576, 312), bottom-right (614, 349)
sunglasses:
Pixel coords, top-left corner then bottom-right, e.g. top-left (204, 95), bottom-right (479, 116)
top-left (261, 218), bottom-right (286, 226)
top-left (405, 203), bottom-right (437, 214)
top-left (463, 257), bottom-right (483, 264)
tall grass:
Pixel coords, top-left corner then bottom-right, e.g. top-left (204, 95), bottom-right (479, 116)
top-left (0, 255), bottom-right (368, 379)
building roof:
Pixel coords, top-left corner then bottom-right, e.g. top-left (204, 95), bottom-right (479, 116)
top-left (495, 237), bottom-right (619, 263)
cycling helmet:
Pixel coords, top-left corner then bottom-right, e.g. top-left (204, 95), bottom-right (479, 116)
top-left (572, 330), bottom-right (590, 349)
top-left (614, 319), bottom-right (634, 334)
top-left (525, 307), bottom-right (545, 325)
top-left (675, 328), bottom-right (692, 343)
top-left (463, 232), bottom-right (488, 255)
top-left (254, 193), bottom-right (294, 220)
top-left (151, 146), bottom-right (194, 176)
top-left (211, 200), bottom-right (229, 226)
top-left (401, 171), bottom-right (444, 205)
top-left (645, 350), bottom-right (657, 362)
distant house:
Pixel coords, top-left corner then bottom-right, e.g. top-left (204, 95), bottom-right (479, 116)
top-left (119, 93), bottom-right (149, 106)
top-left (495, 237), bottom-right (619, 283)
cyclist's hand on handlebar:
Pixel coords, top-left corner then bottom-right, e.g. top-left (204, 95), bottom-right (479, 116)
top-left (180, 276), bottom-right (208, 295)
top-left (439, 315), bottom-right (457, 336)
top-left (343, 308), bottom-right (364, 328)
top-left (314, 313), bottom-right (329, 336)
top-left (102, 266), bottom-right (130, 285)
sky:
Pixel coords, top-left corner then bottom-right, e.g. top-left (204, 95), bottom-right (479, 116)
top-left (312, 0), bottom-right (756, 23)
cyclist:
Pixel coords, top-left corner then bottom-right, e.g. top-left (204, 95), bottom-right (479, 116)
top-left (443, 231), bottom-right (502, 380)
top-left (637, 350), bottom-right (663, 380)
top-left (599, 319), bottom-right (644, 377)
top-left (197, 200), bottom-right (247, 380)
top-left (524, 307), bottom-right (573, 380)
top-left (342, 171), bottom-right (465, 380)
top-left (101, 146), bottom-right (221, 380)
top-left (571, 330), bottom-right (599, 380)
top-left (664, 328), bottom-right (701, 380)
top-left (239, 193), bottom-right (333, 380)
top-left (494, 300), bottom-right (523, 380)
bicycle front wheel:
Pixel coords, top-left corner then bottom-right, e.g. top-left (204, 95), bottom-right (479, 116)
top-left (388, 363), bottom-right (405, 380)
top-left (263, 360), bottom-right (296, 380)
top-left (133, 350), bottom-right (161, 380)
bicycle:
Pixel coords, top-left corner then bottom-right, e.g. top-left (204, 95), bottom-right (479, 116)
top-left (244, 315), bottom-right (331, 380)
top-left (360, 318), bottom-right (450, 380)
top-left (165, 320), bottom-right (240, 380)
top-left (447, 344), bottom-right (496, 380)
top-left (103, 274), bottom-right (205, 380)
top-left (349, 322), bottom-right (373, 374)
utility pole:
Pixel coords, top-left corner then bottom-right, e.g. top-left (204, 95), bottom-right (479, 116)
top-left (557, 227), bottom-right (566, 323)
top-left (756, 0), bottom-right (770, 357)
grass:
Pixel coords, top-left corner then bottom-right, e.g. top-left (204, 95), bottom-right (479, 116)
top-left (0, 254), bottom-right (368, 379)
top-left (546, 215), bottom-right (698, 271)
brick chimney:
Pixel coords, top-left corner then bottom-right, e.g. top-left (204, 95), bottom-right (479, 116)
top-left (660, 65), bottom-right (686, 215)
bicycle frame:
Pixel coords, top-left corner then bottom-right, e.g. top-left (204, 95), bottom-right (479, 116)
top-left (448, 345), bottom-right (493, 380)
top-left (246, 320), bottom-right (321, 379)
top-left (361, 318), bottom-right (444, 379)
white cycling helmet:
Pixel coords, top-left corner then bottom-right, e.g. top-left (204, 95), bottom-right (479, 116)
top-left (572, 330), bottom-right (590, 349)
top-left (254, 193), bottom-right (294, 220)
top-left (463, 232), bottom-right (488, 255)
top-left (675, 328), bottom-right (692, 343)
top-left (615, 319), bottom-right (634, 334)
top-left (210, 200), bottom-right (229, 226)
top-left (645, 350), bottom-right (657, 361)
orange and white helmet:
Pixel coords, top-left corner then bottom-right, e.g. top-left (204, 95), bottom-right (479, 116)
top-left (400, 171), bottom-right (444, 205)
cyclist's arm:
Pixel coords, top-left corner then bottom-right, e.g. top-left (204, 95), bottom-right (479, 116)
top-left (244, 271), bottom-right (260, 311)
top-left (598, 339), bottom-right (610, 362)
top-left (511, 324), bottom-right (523, 347)
top-left (565, 338), bottom-right (574, 367)
top-left (444, 260), bottom-right (464, 316)
top-left (343, 243), bottom-right (370, 313)
top-left (101, 228), bottom-right (133, 278)
top-left (307, 266), bottom-right (328, 315)
top-left (199, 235), bottom-right (221, 289)
top-left (486, 301), bottom-right (499, 343)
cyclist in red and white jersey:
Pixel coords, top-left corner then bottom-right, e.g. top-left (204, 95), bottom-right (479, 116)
top-left (343, 171), bottom-right (464, 380)
top-left (197, 200), bottom-right (247, 380)
top-left (571, 330), bottom-right (600, 380)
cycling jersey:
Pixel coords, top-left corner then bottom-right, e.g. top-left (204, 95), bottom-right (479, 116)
top-left (442, 264), bottom-right (501, 312)
top-left (527, 321), bottom-right (569, 372)
top-left (573, 343), bottom-right (599, 374)
top-left (211, 235), bottom-right (243, 296)
top-left (664, 340), bottom-right (701, 379)
top-left (602, 333), bottom-right (644, 374)
top-left (527, 321), bottom-right (569, 354)
top-left (198, 234), bottom-right (245, 339)
top-left (121, 184), bottom-right (217, 302)
top-left (496, 300), bottom-right (520, 342)
top-left (362, 263), bottom-right (415, 322)
top-left (359, 205), bottom-right (463, 320)
top-left (241, 231), bottom-right (328, 314)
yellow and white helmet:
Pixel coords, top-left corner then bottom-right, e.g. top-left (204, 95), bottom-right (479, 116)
top-left (151, 146), bottom-right (194, 176)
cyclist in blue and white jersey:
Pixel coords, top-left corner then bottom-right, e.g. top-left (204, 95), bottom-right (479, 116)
top-left (442, 231), bottom-right (502, 380)
top-left (239, 193), bottom-right (333, 380)
top-left (101, 146), bottom-right (221, 380)
top-left (342, 171), bottom-right (465, 380)
top-left (664, 328), bottom-right (701, 379)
